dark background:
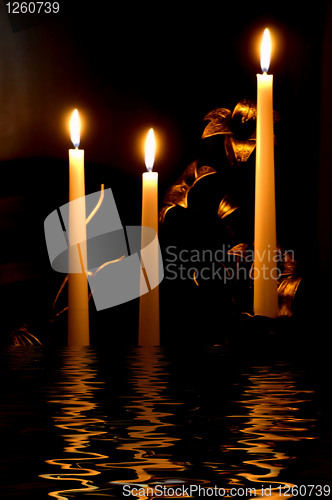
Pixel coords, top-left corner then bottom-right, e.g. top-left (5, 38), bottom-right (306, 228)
top-left (0, 1), bottom-right (330, 343)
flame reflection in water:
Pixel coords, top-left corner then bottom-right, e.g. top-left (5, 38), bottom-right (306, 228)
top-left (105, 348), bottom-right (189, 499)
top-left (40, 347), bottom-right (187, 499)
top-left (225, 363), bottom-right (318, 499)
top-left (38, 350), bottom-right (320, 499)
top-left (40, 347), bottom-right (108, 499)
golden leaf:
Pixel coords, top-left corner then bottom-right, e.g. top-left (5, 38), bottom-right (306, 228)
top-left (160, 161), bottom-right (216, 220)
top-left (217, 195), bottom-right (239, 220)
top-left (278, 276), bottom-right (302, 317)
top-left (203, 100), bottom-right (280, 166)
top-left (10, 325), bottom-right (42, 346)
top-left (202, 108), bottom-right (232, 139)
top-left (231, 99), bottom-right (256, 137)
top-left (227, 243), bottom-right (249, 258)
top-left (277, 252), bottom-right (302, 317)
top-left (225, 136), bottom-right (256, 166)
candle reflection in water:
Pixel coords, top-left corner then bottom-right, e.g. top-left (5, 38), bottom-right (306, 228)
top-left (36, 350), bottom-right (322, 499)
top-left (108, 348), bottom-right (186, 497)
top-left (224, 363), bottom-right (318, 499)
top-left (40, 348), bottom-right (108, 499)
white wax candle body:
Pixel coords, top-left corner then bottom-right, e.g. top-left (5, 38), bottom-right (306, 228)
top-left (138, 171), bottom-right (160, 346)
top-left (68, 148), bottom-right (90, 345)
top-left (254, 73), bottom-right (279, 318)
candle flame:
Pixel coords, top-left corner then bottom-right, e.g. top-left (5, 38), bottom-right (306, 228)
top-left (145, 128), bottom-right (156, 172)
top-left (260, 28), bottom-right (271, 73)
top-left (70, 109), bottom-right (81, 148)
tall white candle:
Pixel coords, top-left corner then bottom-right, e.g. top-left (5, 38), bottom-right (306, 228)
top-left (68, 109), bottom-right (90, 345)
top-left (254, 29), bottom-right (279, 318)
top-left (138, 128), bottom-right (160, 346)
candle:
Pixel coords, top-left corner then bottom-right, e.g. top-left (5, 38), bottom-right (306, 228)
top-left (138, 128), bottom-right (160, 346)
top-left (254, 29), bottom-right (279, 318)
top-left (68, 109), bottom-right (90, 345)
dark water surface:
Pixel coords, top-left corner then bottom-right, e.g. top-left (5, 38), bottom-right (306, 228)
top-left (1, 345), bottom-right (332, 499)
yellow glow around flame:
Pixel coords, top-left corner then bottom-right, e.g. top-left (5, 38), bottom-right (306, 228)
top-left (260, 28), bottom-right (271, 73)
top-left (70, 109), bottom-right (81, 148)
top-left (145, 128), bottom-right (156, 171)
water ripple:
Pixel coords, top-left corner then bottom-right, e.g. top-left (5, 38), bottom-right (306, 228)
top-left (27, 349), bottom-right (324, 499)
top-left (223, 363), bottom-right (318, 498)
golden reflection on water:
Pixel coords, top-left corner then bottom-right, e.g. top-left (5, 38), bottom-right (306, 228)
top-left (40, 347), bottom-right (185, 500)
top-left (40, 347), bottom-right (108, 499)
top-left (108, 348), bottom-right (186, 499)
top-left (38, 349), bottom-right (320, 500)
top-left (227, 363), bottom-right (317, 499)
